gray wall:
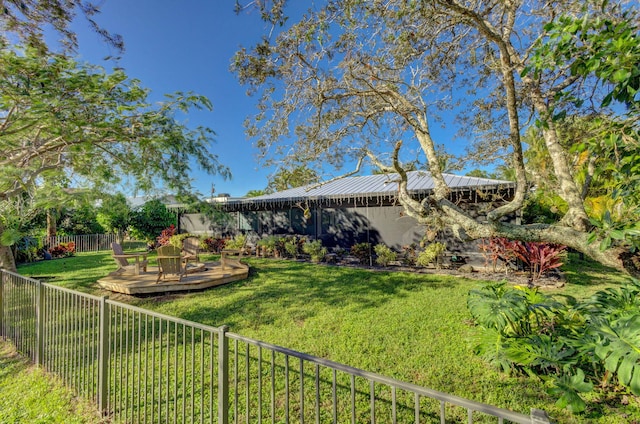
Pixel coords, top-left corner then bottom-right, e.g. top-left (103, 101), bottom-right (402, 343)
top-left (180, 205), bottom-right (492, 266)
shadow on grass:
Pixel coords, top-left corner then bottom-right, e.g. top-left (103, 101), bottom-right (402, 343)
top-left (562, 252), bottom-right (631, 288)
top-left (140, 258), bottom-right (464, 330)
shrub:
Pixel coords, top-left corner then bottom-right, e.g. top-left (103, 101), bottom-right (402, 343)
top-left (416, 242), bottom-right (446, 268)
top-left (467, 279), bottom-right (640, 413)
top-left (303, 240), bottom-right (327, 262)
top-left (479, 237), bottom-right (519, 273)
top-left (49, 242), bottom-right (75, 258)
top-left (203, 237), bottom-right (226, 253)
top-left (15, 237), bottom-right (41, 263)
top-left (156, 225), bottom-right (177, 246)
top-left (350, 242), bottom-right (371, 264)
top-left (374, 244), bottom-right (397, 267)
top-left (225, 234), bottom-right (247, 250)
top-left (168, 233), bottom-right (200, 248)
top-left (480, 237), bottom-right (566, 280)
top-left (255, 235), bottom-right (279, 256)
top-left (512, 241), bottom-right (566, 280)
top-left (283, 236), bottom-right (303, 258)
top-left (400, 244), bottom-right (417, 266)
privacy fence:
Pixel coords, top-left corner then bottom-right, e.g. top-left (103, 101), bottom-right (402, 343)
top-left (0, 269), bottom-right (551, 423)
top-left (43, 233), bottom-right (120, 252)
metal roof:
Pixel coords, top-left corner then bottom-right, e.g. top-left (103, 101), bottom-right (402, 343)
top-left (224, 171), bottom-right (515, 210)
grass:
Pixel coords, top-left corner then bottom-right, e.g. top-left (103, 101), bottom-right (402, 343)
top-left (0, 341), bottom-right (105, 424)
top-left (7, 251), bottom-right (640, 423)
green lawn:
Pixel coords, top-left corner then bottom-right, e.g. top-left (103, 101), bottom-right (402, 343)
top-left (0, 341), bottom-right (105, 424)
top-left (8, 251), bottom-right (640, 423)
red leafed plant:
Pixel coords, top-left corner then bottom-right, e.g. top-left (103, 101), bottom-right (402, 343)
top-left (203, 237), bottom-right (226, 253)
top-left (157, 225), bottom-right (177, 246)
top-left (49, 242), bottom-right (76, 258)
top-left (480, 238), bottom-right (566, 279)
top-left (512, 241), bottom-right (567, 280)
top-left (479, 237), bottom-right (519, 273)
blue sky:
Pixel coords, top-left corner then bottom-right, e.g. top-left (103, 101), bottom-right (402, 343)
top-left (71, 0), bottom-right (298, 198)
top-left (69, 1), bottom-right (473, 199)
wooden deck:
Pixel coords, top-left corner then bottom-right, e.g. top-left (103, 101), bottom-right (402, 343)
top-left (97, 259), bottom-right (249, 295)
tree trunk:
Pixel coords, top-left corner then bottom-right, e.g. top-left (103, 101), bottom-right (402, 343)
top-left (47, 208), bottom-right (57, 237)
top-left (0, 224), bottom-right (18, 272)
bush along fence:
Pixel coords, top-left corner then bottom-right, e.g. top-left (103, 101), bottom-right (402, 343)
top-left (0, 270), bottom-right (551, 424)
top-left (42, 233), bottom-right (120, 253)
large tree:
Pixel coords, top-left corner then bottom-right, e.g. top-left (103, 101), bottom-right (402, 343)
top-left (234, 0), bottom-right (640, 276)
top-left (0, 47), bottom-right (229, 270)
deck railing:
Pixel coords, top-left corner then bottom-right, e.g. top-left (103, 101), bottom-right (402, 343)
top-left (0, 269), bottom-right (551, 423)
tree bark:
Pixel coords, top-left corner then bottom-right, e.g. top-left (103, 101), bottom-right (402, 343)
top-left (0, 224), bottom-right (18, 272)
top-left (47, 209), bottom-right (57, 237)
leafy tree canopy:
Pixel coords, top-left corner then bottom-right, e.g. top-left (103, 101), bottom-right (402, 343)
top-left (266, 165), bottom-right (320, 193)
top-left (96, 193), bottom-right (132, 237)
top-left (0, 0), bottom-right (123, 54)
top-left (0, 47), bottom-right (229, 204)
top-left (234, 0), bottom-right (640, 276)
top-left (129, 199), bottom-right (175, 243)
top-left (0, 46), bottom-right (229, 270)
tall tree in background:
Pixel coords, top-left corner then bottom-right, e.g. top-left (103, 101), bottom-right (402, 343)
top-left (97, 193), bottom-right (132, 243)
top-left (234, 0), bottom-right (640, 276)
top-left (266, 165), bottom-right (320, 193)
top-left (128, 199), bottom-right (175, 244)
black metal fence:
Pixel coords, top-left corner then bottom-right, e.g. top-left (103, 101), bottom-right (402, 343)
top-left (0, 269), bottom-right (551, 423)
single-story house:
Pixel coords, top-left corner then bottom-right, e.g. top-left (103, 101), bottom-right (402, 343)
top-left (180, 171), bottom-right (516, 264)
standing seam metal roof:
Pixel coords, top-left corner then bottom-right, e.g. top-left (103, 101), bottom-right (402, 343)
top-left (224, 171), bottom-right (515, 209)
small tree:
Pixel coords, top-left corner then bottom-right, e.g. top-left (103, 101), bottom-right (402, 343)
top-left (97, 193), bottom-right (132, 242)
top-left (129, 200), bottom-right (176, 244)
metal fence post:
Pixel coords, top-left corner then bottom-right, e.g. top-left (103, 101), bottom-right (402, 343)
top-left (218, 325), bottom-right (229, 424)
top-left (98, 296), bottom-right (110, 413)
top-left (36, 281), bottom-right (45, 366)
top-left (531, 408), bottom-right (551, 423)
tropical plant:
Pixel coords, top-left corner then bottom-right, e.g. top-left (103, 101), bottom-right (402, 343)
top-left (416, 242), bottom-right (446, 268)
top-left (156, 225), bottom-right (177, 246)
top-left (203, 237), bottom-right (226, 253)
top-left (479, 238), bottom-right (519, 273)
top-left (374, 244), bottom-right (397, 267)
top-left (168, 233), bottom-right (200, 249)
top-left (225, 234), bottom-right (247, 250)
top-left (49, 242), bottom-right (75, 258)
top-left (256, 236), bottom-right (278, 256)
top-left (512, 242), bottom-right (567, 280)
top-left (302, 240), bottom-right (327, 263)
top-left (468, 279), bottom-right (640, 413)
top-left (283, 236), bottom-right (303, 258)
top-left (350, 242), bottom-right (371, 265)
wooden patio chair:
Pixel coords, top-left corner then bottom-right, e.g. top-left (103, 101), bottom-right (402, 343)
top-left (111, 242), bottom-right (148, 275)
top-left (156, 245), bottom-right (187, 283)
top-left (182, 237), bottom-right (201, 263)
